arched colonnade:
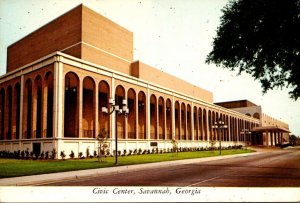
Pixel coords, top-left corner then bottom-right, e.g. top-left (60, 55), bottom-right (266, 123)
top-left (0, 69), bottom-right (258, 144)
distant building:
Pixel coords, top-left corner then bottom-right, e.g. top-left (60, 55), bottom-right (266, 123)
top-left (215, 100), bottom-right (289, 146)
top-left (0, 5), bottom-right (289, 158)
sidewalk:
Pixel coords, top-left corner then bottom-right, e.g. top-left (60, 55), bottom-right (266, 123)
top-left (0, 149), bottom-right (267, 186)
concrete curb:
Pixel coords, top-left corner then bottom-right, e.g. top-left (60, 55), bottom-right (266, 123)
top-left (0, 151), bottom-right (263, 186)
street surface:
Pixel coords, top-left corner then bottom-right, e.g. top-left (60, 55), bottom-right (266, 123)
top-left (43, 147), bottom-right (300, 187)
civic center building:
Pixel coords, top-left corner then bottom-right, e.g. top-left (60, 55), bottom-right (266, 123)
top-left (0, 5), bottom-right (290, 158)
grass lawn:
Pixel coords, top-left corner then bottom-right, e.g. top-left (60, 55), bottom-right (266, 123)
top-left (0, 149), bottom-right (253, 178)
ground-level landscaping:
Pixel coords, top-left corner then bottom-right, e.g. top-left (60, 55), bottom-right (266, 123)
top-left (0, 149), bottom-right (253, 178)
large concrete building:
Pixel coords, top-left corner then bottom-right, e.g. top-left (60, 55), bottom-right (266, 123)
top-left (0, 5), bottom-right (289, 158)
top-left (215, 100), bottom-right (290, 146)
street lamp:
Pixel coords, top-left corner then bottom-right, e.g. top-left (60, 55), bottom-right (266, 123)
top-left (101, 97), bottom-right (129, 165)
top-left (241, 129), bottom-right (251, 149)
top-left (212, 119), bottom-right (228, 155)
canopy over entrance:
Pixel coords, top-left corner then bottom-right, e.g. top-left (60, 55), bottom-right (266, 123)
top-left (251, 126), bottom-right (290, 133)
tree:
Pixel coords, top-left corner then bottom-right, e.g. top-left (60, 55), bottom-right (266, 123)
top-left (206, 0), bottom-right (300, 100)
top-left (97, 128), bottom-right (109, 162)
top-left (289, 134), bottom-right (300, 146)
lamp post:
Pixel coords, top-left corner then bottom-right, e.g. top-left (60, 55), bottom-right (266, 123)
top-left (241, 129), bottom-right (251, 149)
top-left (212, 119), bottom-right (228, 155)
top-left (101, 97), bottom-right (129, 165)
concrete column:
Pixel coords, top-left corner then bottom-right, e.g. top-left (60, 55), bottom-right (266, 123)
top-left (4, 88), bottom-right (9, 140)
top-left (22, 81), bottom-right (28, 139)
top-left (94, 82), bottom-right (99, 138)
top-left (179, 103), bottom-right (181, 141)
top-left (206, 108), bottom-right (209, 142)
top-left (53, 61), bottom-right (64, 138)
top-left (146, 86), bottom-right (150, 141)
top-left (78, 77), bottom-right (83, 138)
top-left (171, 96), bottom-right (175, 140)
top-left (124, 90), bottom-right (128, 139)
top-left (185, 105), bottom-right (188, 141)
top-left (32, 80), bottom-right (37, 139)
top-left (191, 103), bottom-right (194, 142)
top-left (11, 86), bottom-right (16, 140)
top-left (156, 97), bottom-right (159, 140)
top-left (111, 76), bottom-right (116, 142)
top-left (19, 75), bottom-right (24, 139)
top-left (270, 131), bottom-right (274, 146)
top-left (164, 99), bottom-right (167, 140)
top-left (198, 108), bottom-right (202, 140)
top-left (135, 92), bottom-right (139, 140)
top-left (42, 82), bottom-right (48, 138)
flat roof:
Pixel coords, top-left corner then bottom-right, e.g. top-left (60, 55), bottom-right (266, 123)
top-left (251, 126), bottom-right (290, 133)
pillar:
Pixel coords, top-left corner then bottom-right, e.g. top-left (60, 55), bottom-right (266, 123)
top-left (146, 87), bottom-right (150, 141)
top-left (124, 90), bottom-right (128, 139)
top-left (191, 103), bottom-right (194, 142)
top-left (171, 96), bottom-right (175, 140)
top-left (111, 76), bottom-right (116, 142)
top-left (135, 93), bottom-right (139, 139)
top-left (19, 76), bottom-right (24, 139)
top-left (53, 60), bottom-right (64, 139)
top-left (164, 99), bottom-right (167, 140)
top-left (94, 82), bottom-right (99, 138)
top-left (270, 131), bottom-right (273, 146)
top-left (206, 108), bottom-right (209, 142)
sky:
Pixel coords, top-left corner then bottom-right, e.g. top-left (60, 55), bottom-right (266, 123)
top-left (0, 0), bottom-right (299, 136)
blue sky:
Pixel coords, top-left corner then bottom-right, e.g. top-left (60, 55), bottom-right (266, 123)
top-left (0, 0), bottom-right (299, 135)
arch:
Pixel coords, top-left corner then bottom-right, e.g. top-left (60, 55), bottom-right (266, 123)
top-left (34, 75), bottom-right (43, 138)
top-left (0, 88), bottom-right (4, 140)
top-left (203, 108), bottom-right (207, 140)
top-left (208, 110), bottom-right (212, 141)
top-left (158, 97), bottom-right (165, 140)
top-left (198, 107), bottom-right (203, 140)
top-left (253, 112), bottom-right (260, 119)
top-left (150, 94), bottom-right (157, 139)
top-left (166, 98), bottom-right (172, 140)
top-left (14, 83), bottom-right (21, 140)
top-left (45, 72), bottom-right (54, 138)
top-left (212, 111), bottom-right (215, 140)
top-left (99, 80), bottom-right (110, 137)
top-left (138, 91), bottom-right (146, 139)
top-left (64, 72), bottom-right (79, 138)
top-left (82, 76), bottom-right (95, 138)
top-left (245, 113), bottom-right (251, 117)
top-left (175, 101), bottom-right (180, 140)
top-left (6, 86), bottom-right (13, 140)
top-left (181, 103), bottom-right (186, 140)
top-left (186, 104), bottom-right (192, 140)
top-left (225, 115), bottom-right (229, 141)
top-left (193, 106), bottom-right (198, 140)
top-left (115, 85), bottom-right (125, 139)
top-left (127, 88), bottom-right (136, 139)
top-left (23, 79), bottom-right (33, 139)
top-left (234, 117), bottom-right (237, 141)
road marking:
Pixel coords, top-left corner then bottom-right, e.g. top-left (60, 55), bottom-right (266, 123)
top-left (187, 176), bottom-right (220, 187)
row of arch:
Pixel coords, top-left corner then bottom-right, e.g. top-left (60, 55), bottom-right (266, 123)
top-left (245, 112), bottom-right (260, 119)
top-left (0, 70), bottom-right (258, 142)
top-left (0, 71), bottom-right (53, 140)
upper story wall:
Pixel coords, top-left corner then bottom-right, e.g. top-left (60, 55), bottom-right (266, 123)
top-left (7, 5), bottom-right (83, 73)
top-left (131, 61), bottom-right (213, 102)
top-left (81, 6), bottom-right (133, 62)
top-left (261, 113), bottom-right (289, 129)
top-left (6, 4), bottom-right (133, 74)
top-left (215, 100), bottom-right (258, 109)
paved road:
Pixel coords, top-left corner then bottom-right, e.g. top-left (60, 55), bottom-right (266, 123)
top-left (44, 148), bottom-right (300, 187)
